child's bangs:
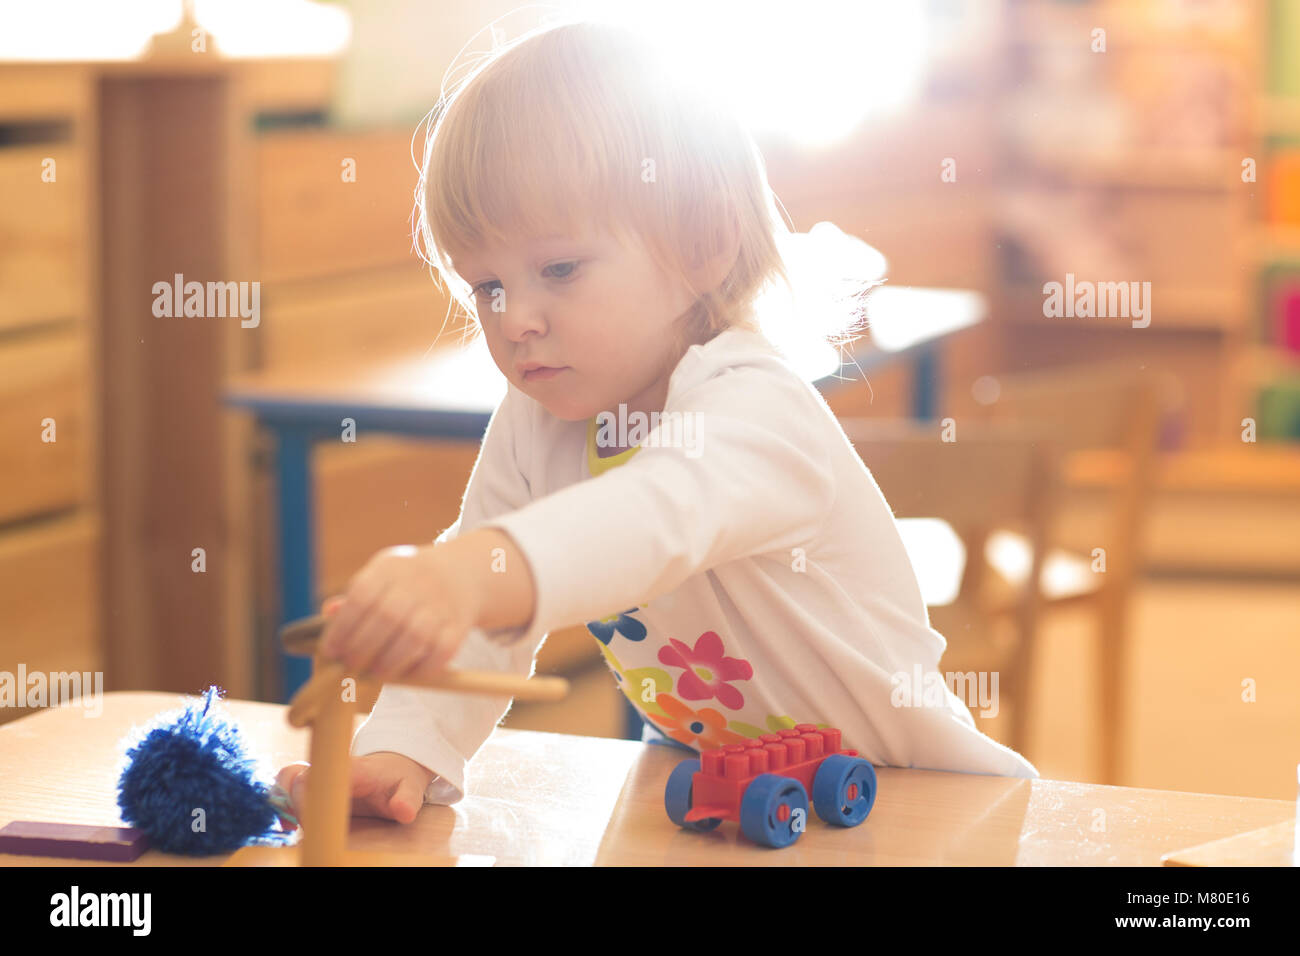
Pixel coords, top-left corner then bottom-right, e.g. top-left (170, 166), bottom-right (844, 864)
top-left (420, 35), bottom-right (651, 273)
top-left (427, 133), bottom-right (613, 260)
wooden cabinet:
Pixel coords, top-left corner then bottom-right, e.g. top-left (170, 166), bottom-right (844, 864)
top-left (0, 68), bottom-right (99, 725)
top-left (0, 145), bottom-right (86, 331)
top-left (0, 516), bottom-right (101, 723)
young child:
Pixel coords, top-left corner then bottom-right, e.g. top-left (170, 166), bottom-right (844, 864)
top-left (276, 17), bottom-right (1036, 827)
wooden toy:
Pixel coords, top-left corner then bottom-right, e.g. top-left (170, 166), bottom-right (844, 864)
top-left (224, 615), bottom-right (568, 867)
top-left (664, 724), bottom-right (877, 848)
top-left (0, 822), bottom-right (149, 862)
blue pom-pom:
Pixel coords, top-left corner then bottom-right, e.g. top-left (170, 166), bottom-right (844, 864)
top-left (117, 686), bottom-right (293, 855)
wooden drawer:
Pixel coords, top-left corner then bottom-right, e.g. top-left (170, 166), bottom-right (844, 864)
top-left (260, 265), bottom-right (454, 369)
top-left (0, 330), bottom-right (89, 523)
top-left (0, 65), bottom-right (90, 121)
top-left (313, 438), bottom-right (479, 596)
top-left (0, 145), bottom-right (86, 332)
top-left (257, 129), bottom-right (423, 283)
top-left (0, 514), bottom-right (100, 725)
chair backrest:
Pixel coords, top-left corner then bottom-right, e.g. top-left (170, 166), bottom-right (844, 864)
top-left (972, 358), bottom-right (1166, 459)
top-left (840, 418), bottom-right (1058, 533)
top-left (838, 417), bottom-right (1058, 672)
top-left (969, 359), bottom-right (1170, 575)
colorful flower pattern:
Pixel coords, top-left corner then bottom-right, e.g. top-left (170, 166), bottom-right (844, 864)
top-left (587, 599), bottom-right (826, 745)
top-left (657, 630), bottom-right (753, 709)
top-left (586, 608), bottom-right (647, 644)
top-left (646, 694), bottom-right (749, 749)
top-left (598, 644), bottom-right (671, 718)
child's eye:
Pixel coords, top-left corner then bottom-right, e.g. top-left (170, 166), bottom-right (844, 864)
top-left (544, 260), bottom-right (580, 280)
top-left (471, 261), bottom-right (579, 298)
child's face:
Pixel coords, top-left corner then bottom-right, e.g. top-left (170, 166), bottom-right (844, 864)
top-left (450, 225), bottom-right (698, 421)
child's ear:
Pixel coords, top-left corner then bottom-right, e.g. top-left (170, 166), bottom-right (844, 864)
top-left (687, 211), bottom-right (741, 293)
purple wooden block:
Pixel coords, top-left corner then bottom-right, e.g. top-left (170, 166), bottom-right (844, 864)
top-left (0, 821), bottom-right (150, 862)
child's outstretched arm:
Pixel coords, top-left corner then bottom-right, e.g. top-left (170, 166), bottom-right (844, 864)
top-left (345, 384), bottom-right (552, 805)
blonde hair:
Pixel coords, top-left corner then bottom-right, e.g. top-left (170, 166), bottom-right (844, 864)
top-left (412, 16), bottom-right (801, 355)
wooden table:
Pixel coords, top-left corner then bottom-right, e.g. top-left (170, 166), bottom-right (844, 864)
top-left (2, 693), bottom-right (1293, 866)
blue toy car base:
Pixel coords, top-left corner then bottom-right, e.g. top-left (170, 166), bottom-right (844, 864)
top-left (812, 753), bottom-right (877, 826)
top-left (739, 773), bottom-right (809, 848)
top-left (664, 759), bottom-right (722, 832)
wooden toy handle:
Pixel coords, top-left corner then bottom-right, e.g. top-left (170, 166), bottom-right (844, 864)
top-left (281, 613), bottom-right (519, 656)
top-left (279, 615), bottom-right (568, 728)
top-left (279, 614), bottom-right (337, 657)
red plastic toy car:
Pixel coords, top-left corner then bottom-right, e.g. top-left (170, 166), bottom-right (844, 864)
top-left (664, 724), bottom-right (877, 848)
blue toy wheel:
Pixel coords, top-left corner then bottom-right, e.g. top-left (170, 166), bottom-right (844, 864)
top-left (664, 759), bottom-right (721, 831)
top-left (812, 754), bottom-right (877, 827)
top-left (739, 774), bottom-right (809, 848)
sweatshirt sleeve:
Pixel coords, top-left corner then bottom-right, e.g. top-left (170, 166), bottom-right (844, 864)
top-left (349, 384), bottom-right (549, 806)
top-left (480, 364), bottom-right (837, 653)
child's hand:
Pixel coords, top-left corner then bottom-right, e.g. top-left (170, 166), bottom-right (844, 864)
top-left (274, 752), bottom-right (436, 829)
top-left (319, 544), bottom-right (478, 681)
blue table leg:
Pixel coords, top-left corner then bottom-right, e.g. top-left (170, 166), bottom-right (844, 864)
top-left (622, 697), bottom-right (643, 741)
top-left (274, 426), bottom-right (316, 703)
top-left (913, 347), bottom-right (938, 420)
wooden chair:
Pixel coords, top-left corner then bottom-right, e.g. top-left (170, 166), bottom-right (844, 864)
top-left (837, 418), bottom-right (1059, 763)
top-left (968, 359), bottom-right (1168, 784)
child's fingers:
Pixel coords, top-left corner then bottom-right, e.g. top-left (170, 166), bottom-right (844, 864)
top-left (271, 764), bottom-right (310, 828)
top-left (342, 597), bottom-right (411, 674)
top-left (367, 622), bottom-right (439, 682)
top-left (319, 583), bottom-right (379, 657)
top-left (267, 783), bottom-right (300, 831)
top-left (321, 595), bottom-right (345, 617)
top-left (385, 776), bottom-right (425, 825)
top-left (275, 762), bottom-right (309, 794)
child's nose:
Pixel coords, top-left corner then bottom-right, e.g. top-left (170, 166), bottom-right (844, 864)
top-left (498, 297), bottom-right (549, 342)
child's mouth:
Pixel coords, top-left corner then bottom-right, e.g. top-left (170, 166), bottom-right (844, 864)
top-left (523, 366), bottom-right (567, 382)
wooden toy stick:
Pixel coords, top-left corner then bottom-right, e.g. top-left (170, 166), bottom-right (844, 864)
top-left (398, 668), bottom-right (569, 699)
top-left (300, 654), bottom-right (353, 867)
top-left (273, 613), bottom-right (570, 868)
top-left (278, 615), bottom-right (569, 707)
top-left (287, 658), bottom-right (566, 730)
top-left (281, 613), bottom-right (518, 657)
top-left (287, 661), bottom-right (361, 729)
